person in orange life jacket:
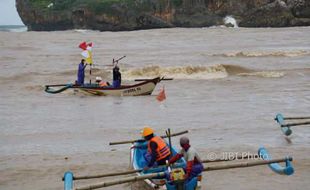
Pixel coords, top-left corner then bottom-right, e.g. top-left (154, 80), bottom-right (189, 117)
top-left (169, 136), bottom-right (203, 180)
top-left (95, 76), bottom-right (110, 87)
top-left (141, 126), bottom-right (171, 170)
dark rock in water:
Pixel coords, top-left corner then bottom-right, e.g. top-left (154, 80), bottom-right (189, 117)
top-left (16, 0), bottom-right (310, 31)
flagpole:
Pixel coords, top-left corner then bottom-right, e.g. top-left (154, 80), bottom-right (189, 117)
top-left (89, 64), bottom-right (92, 84)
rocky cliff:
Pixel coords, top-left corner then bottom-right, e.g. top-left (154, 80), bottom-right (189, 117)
top-left (16, 0), bottom-right (310, 31)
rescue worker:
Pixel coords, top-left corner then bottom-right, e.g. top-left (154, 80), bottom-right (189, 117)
top-left (77, 59), bottom-right (87, 85)
top-left (169, 136), bottom-right (203, 180)
top-left (141, 126), bottom-right (171, 170)
top-left (112, 65), bottom-right (121, 88)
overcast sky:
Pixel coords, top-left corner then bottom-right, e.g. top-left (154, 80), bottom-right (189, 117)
top-left (0, 0), bottom-right (24, 25)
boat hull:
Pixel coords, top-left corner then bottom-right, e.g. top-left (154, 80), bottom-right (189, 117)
top-left (75, 77), bottom-right (160, 96)
top-left (45, 77), bottom-right (161, 96)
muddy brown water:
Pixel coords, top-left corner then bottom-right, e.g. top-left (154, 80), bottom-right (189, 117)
top-left (0, 27), bottom-right (309, 190)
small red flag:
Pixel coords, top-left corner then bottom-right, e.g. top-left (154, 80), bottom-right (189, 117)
top-left (156, 86), bottom-right (166, 102)
top-left (79, 42), bottom-right (87, 50)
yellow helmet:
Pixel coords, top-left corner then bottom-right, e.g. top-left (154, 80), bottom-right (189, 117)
top-left (141, 126), bottom-right (154, 137)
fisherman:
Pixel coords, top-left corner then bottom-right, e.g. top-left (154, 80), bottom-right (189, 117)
top-left (112, 65), bottom-right (121, 88)
top-left (141, 126), bottom-right (171, 170)
top-left (168, 136), bottom-right (203, 180)
top-left (77, 59), bottom-right (87, 85)
top-left (95, 76), bottom-right (110, 87)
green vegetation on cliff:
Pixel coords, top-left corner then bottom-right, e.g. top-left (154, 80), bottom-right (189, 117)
top-left (18, 0), bottom-right (310, 31)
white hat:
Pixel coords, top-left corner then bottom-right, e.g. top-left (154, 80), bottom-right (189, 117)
top-left (95, 76), bottom-right (102, 82)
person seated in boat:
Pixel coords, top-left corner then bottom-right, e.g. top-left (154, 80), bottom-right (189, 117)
top-left (112, 65), bottom-right (121, 88)
top-left (141, 126), bottom-right (171, 170)
top-left (95, 76), bottom-right (110, 87)
top-left (168, 136), bottom-right (203, 180)
top-left (77, 59), bottom-right (87, 85)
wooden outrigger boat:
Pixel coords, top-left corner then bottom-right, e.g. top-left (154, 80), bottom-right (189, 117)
top-left (63, 129), bottom-right (294, 190)
top-left (45, 77), bottom-right (170, 96)
top-left (131, 141), bottom-right (201, 190)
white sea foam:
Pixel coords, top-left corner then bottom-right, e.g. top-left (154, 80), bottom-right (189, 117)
top-left (122, 65), bottom-right (228, 80)
top-left (224, 16), bottom-right (238, 28)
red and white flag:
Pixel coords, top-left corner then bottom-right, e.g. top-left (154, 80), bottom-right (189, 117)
top-left (79, 42), bottom-right (93, 64)
top-left (78, 41), bottom-right (87, 50)
top-left (156, 86), bottom-right (166, 102)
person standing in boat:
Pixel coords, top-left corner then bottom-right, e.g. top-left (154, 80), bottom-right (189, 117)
top-left (77, 59), bottom-right (87, 85)
top-left (141, 126), bottom-right (171, 170)
top-left (112, 65), bottom-right (121, 88)
top-left (169, 136), bottom-right (203, 180)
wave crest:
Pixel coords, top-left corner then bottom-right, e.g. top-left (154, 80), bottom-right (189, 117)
top-left (212, 50), bottom-right (310, 57)
top-left (122, 65), bottom-right (228, 80)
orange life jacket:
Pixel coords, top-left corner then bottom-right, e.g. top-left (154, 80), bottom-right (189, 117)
top-left (99, 81), bottom-right (108, 87)
top-left (147, 136), bottom-right (171, 161)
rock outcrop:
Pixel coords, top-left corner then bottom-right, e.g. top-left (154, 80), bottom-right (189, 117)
top-left (16, 0), bottom-right (310, 31)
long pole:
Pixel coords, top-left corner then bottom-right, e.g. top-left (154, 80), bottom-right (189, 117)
top-left (203, 157), bottom-right (291, 172)
top-left (283, 116), bottom-right (310, 120)
top-left (109, 130), bottom-right (188, 145)
top-left (75, 172), bottom-right (166, 190)
top-left (72, 154), bottom-right (258, 180)
top-left (89, 65), bottom-right (92, 84)
top-left (74, 158), bottom-right (290, 190)
top-left (281, 121), bottom-right (310, 127)
top-left (167, 128), bottom-right (172, 158)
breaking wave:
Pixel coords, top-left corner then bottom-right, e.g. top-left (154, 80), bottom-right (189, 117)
top-left (122, 65), bottom-right (228, 80)
top-left (212, 50), bottom-right (310, 57)
top-left (223, 16), bottom-right (238, 28)
top-left (0, 65), bottom-right (285, 87)
top-left (122, 64), bottom-right (285, 80)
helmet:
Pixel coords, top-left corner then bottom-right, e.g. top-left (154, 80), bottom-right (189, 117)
top-left (141, 126), bottom-right (154, 137)
top-left (180, 136), bottom-right (190, 145)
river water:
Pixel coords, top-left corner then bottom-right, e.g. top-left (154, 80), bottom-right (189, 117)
top-left (0, 27), bottom-right (309, 190)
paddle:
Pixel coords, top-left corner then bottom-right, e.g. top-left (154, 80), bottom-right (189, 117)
top-left (71, 154), bottom-right (258, 180)
top-left (112, 55), bottom-right (126, 68)
top-left (135, 78), bottom-right (173, 81)
top-left (281, 121), bottom-right (310, 127)
top-left (109, 130), bottom-right (188, 145)
top-left (74, 157), bottom-right (291, 190)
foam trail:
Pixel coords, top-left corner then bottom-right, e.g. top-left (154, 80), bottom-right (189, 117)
top-left (238, 71), bottom-right (285, 78)
top-left (224, 16), bottom-right (238, 28)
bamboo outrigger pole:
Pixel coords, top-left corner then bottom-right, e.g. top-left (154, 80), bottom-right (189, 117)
top-left (75, 172), bottom-right (166, 190)
top-left (281, 121), bottom-right (310, 128)
top-left (72, 154), bottom-right (258, 180)
top-left (203, 157), bottom-right (292, 172)
top-left (109, 130), bottom-right (189, 145)
top-left (282, 116), bottom-right (310, 120)
top-left (74, 158), bottom-right (291, 190)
